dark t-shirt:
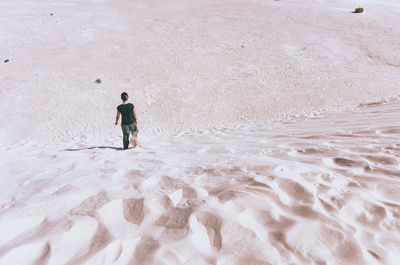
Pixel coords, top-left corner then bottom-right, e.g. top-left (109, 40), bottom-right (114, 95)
top-left (117, 103), bottom-right (136, 125)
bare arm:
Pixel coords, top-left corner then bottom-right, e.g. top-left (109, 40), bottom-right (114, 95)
top-left (133, 109), bottom-right (138, 122)
top-left (115, 111), bottom-right (120, 125)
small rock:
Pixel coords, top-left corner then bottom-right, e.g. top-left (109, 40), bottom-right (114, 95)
top-left (95, 79), bottom-right (102, 84)
top-left (353, 7), bottom-right (364, 13)
top-left (4, 59), bottom-right (9, 63)
top-left (241, 45), bottom-right (244, 48)
top-left (50, 13), bottom-right (54, 16)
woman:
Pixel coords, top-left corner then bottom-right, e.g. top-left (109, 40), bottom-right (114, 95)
top-left (115, 92), bottom-right (139, 149)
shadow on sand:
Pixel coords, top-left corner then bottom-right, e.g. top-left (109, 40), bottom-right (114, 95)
top-left (62, 146), bottom-right (130, 151)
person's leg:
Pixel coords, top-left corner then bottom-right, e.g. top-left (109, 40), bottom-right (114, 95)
top-left (129, 123), bottom-right (138, 138)
top-left (121, 125), bottom-right (130, 149)
top-left (129, 123), bottom-right (140, 148)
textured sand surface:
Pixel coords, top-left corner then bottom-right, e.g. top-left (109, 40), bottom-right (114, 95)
top-left (1, 98), bottom-right (400, 265)
top-left (1, 0), bottom-right (400, 264)
top-left (1, 0), bottom-right (400, 142)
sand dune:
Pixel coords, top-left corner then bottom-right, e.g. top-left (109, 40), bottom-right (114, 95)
top-left (1, 0), bottom-right (400, 264)
top-left (1, 0), bottom-right (400, 143)
top-left (1, 99), bottom-right (400, 264)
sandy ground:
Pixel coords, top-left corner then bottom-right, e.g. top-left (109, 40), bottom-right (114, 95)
top-left (0, 0), bottom-right (400, 143)
top-left (1, 0), bottom-right (400, 264)
top-left (1, 98), bottom-right (400, 265)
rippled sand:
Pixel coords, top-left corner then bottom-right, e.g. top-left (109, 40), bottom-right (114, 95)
top-left (1, 0), bottom-right (400, 263)
top-left (1, 99), bottom-right (399, 265)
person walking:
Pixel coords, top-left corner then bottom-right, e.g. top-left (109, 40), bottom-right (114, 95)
top-left (115, 92), bottom-right (139, 149)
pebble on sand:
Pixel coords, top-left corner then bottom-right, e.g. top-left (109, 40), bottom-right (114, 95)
top-left (353, 7), bottom-right (364, 13)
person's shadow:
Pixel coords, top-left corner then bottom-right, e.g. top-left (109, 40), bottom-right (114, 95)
top-left (63, 146), bottom-right (132, 151)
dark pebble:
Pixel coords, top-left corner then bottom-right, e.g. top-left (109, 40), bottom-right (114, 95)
top-left (95, 79), bottom-right (102, 84)
top-left (4, 59), bottom-right (9, 63)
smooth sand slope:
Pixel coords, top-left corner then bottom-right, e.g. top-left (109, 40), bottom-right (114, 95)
top-left (0, 0), bottom-right (400, 143)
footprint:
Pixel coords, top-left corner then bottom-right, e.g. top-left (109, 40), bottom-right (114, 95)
top-left (365, 155), bottom-right (397, 166)
top-left (208, 187), bottom-right (243, 203)
top-left (155, 207), bottom-right (192, 229)
top-left (356, 202), bottom-right (386, 228)
top-left (182, 186), bottom-right (197, 199)
top-left (69, 190), bottom-right (109, 216)
top-left (334, 239), bottom-right (364, 264)
top-left (65, 218), bottom-right (114, 265)
top-left (196, 211), bottom-right (222, 250)
top-left (259, 211), bottom-right (295, 230)
top-left (333, 158), bottom-right (355, 167)
top-left (269, 231), bottom-right (293, 253)
top-left (318, 198), bottom-right (336, 212)
top-left (246, 179), bottom-right (272, 190)
top-left (277, 179), bottom-right (314, 204)
top-left (290, 205), bottom-right (318, 218)
top-left (123, 198), bottom-right (144, 225)
top-left (155, 207), bottom-right (193, 240)
top-left (130, 236), bottom-right (160, 265)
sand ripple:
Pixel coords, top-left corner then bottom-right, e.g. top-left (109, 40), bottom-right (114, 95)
top-left (0, 100), bottom-right (400, 264)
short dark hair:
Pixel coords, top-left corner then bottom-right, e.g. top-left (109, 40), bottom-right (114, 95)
top-left (121, 92), bottom-right (128, 101)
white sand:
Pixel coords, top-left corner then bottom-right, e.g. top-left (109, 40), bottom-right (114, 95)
top-left (1, 0), bottom-right (400, 264)
top-left (1, 98), bottom-right (400, 264)
top-left (1, 0), bottom-right (400, 142)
